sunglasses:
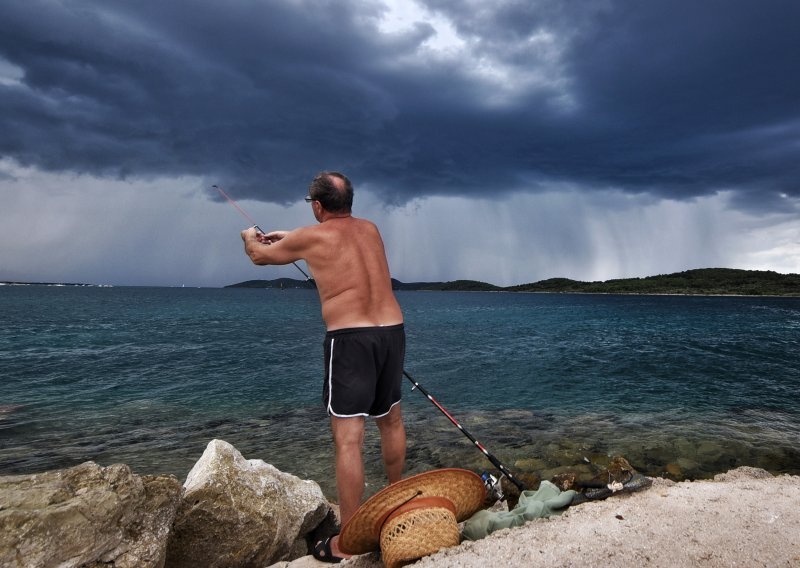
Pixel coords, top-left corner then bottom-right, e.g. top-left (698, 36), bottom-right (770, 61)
top-left (304, 196), bottom-right (316, 203)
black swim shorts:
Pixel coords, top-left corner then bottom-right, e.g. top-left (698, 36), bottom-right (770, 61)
top-left (322, 324), bottom-right (405, 418)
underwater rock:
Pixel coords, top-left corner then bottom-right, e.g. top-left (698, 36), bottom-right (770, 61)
top-left (513, 457), bottom-right (549, 471)
top-left (551, 471), bottom-right (579, 492)
top-left (665, 463), bottom-right (683, 478)
top-left (500, 471), bottom-right (541, 510)
top-left (696, 441), bottom-right (725, 462)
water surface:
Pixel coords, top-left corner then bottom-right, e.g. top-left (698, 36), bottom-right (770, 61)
top-left (1, 286), bottom-right (798, 498)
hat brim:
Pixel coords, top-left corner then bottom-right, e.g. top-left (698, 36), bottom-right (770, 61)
top-left (338, 468), bottom-right (486, 555)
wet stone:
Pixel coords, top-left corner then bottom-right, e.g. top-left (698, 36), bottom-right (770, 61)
top-left (514, 457), bottom-right (549, 471)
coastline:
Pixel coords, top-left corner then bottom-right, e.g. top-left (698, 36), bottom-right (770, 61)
top-left (320, 467), bottom-right (800, 568)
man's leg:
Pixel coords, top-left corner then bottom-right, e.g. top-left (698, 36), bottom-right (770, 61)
top-left (376, 403), bottom-right (406, 484)
top-left (327, 416), bottom-right (366, 559)
top-left (330, 415), bottom-right (366, 527)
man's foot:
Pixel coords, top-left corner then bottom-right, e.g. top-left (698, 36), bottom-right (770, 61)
top-left (313, 535), bottom-right (350, 564)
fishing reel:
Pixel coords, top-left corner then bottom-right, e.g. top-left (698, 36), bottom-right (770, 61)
top-left (481, 472), bottom-right (504, 502)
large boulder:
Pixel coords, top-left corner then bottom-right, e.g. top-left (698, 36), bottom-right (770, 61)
top-left (166, 439), bottom-right (330, 568)
top-left (0, 462), bottom-right (182, 568)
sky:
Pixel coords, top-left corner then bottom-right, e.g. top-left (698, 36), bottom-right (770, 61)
top-left (1, 0), bottom-right (798, 287)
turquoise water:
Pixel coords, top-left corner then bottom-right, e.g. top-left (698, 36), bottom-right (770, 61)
top-left (1, 285), bottom-right (798, 498)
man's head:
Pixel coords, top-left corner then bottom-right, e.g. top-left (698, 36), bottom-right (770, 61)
top-left (308, 171), bottom-right (353, 214)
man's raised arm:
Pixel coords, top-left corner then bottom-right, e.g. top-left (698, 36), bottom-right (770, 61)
top-left (241, 227), bottom-right (306, 266)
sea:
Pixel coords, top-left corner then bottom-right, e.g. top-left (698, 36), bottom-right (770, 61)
top-left (1, 285), bottom-right (798, 499)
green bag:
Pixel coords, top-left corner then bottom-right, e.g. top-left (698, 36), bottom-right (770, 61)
top-left (462, 481), bottom-right (576, 541)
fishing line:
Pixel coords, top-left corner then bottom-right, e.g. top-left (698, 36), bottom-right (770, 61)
top-left (218, 184), bottom-right (524, 493)
top-left (213, 185), bottom-right (262, 229)
top-left (214, 185), bottom-right (312, 281)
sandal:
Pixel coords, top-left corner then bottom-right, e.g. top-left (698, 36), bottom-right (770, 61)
top-left (313, 535), bottom-right (344, 564)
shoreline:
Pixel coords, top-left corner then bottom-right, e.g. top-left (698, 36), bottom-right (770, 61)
top-left (324, 467), bottom-right (800, 568)
top-left (3, 402), bottom-right (799, 501)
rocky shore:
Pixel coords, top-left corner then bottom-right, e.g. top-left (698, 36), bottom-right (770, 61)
top-left (1, 440), bottom-right (337, 568)
top-left (2, 439), bottom-right (799, 567)
top-left (340, 467), bottom-right (800, 568)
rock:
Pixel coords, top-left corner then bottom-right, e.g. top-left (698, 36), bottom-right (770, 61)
top-left (166, 439), bottom-right (330, 568)
top-left (269, 555), bottom-right (330, 568)
top-left (0, 461), bottom-right (182, 568)
top-left (675, 457), bottom-right (698, 473)
top-left (540, 463), bottom-right (592, 485)
top-left (713, 466), bottom-right (773, 482)
top-left (664, 462), bottom-right (683, 478)
top-left (513, 457), bottom-right (548, 471)
top-left (579, 456), bottom-right (636, 486)
top-left (550, 472), bottom-right (578, 491)
top-left (673, 437), bottom-right (697, 458)
top-left (696, 441), bottom-right (724, 462)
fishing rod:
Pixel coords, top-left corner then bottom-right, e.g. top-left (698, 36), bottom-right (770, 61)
top-left (403, 370), bottom-right (526, 492)
top-left (216, 184), bottom-right (525, 493)
top-left (213, 185), bottom-right (313, 281)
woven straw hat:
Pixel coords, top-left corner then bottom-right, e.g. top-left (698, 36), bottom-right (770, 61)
top-left (338, 468), bottom-right (485, 559)
top-left (379, 496), bottom-right (460, 568)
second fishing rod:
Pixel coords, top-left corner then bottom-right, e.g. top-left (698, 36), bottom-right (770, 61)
top-left (216, 184), bottom-right (526, 494)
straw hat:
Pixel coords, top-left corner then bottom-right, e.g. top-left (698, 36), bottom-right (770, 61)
top-left (338, 468), bottom-right (485, 564)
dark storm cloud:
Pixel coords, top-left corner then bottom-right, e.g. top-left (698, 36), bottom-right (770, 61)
top-left (1, 0), bottom-right (798, 210)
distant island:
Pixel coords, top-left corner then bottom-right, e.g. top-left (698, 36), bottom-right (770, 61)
top-left (227, 268), bottom-right (800, 296)
top-left (0, 281), bottom-right (111, 287)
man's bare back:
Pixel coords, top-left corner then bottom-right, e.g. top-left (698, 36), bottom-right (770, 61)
top-left (242, 214), bottom-right (402, 330)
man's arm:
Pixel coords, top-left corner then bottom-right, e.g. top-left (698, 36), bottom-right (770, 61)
top-left (241, 227), bottom-right (308, 266)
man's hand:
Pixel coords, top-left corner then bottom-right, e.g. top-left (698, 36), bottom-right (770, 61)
top-left (258, 230), bottom-right (288, 245)
top-left (241, 227), bottom-right (287, 244)
top-left (241, 226), bottom-right (303, 266)
top-left (241, 226), bottom-right (261, 243)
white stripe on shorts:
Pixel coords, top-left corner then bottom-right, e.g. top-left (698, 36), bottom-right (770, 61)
top-left (326, 336), bottom-right (371, 418)
top-left (327, 337), bottom-right (335, 415)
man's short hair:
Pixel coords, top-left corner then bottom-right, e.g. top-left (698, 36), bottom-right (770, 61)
top-left (309, 171), bottom-right (353, 213)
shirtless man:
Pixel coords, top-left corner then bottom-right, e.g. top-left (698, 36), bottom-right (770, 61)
top-left (241, 171), bottom-right (406, 562)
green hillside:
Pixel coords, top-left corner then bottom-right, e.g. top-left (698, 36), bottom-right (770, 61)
top-left (508, 268), bottom-right (800, 295)
top-left (227, 268), bottom-right (800, 296)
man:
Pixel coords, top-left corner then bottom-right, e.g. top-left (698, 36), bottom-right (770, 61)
top-left (241, 171), bottom-right (406, 562)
